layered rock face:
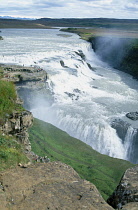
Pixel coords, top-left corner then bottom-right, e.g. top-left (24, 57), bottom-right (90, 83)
top-left (0, 110), bottom-right (33, 151)
top-left (107, 166), bottom-right (138, 209)
top-left (1, 65), bottom-right (53, 109)
top-left (0, 162), bottom-right (113, 210)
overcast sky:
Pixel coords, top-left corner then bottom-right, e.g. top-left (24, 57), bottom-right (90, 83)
top-left (0, 0), bottom-right (138, 19)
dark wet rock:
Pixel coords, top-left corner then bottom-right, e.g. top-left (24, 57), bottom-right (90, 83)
top-left (107, 166), bottom-right (138, 209)
top-left (97, 73), bottom-right (104, 77)
top-left (126, 112), bottom-right (138, 121)
top-left (57, 34), bottom-right (72, 37)
top-left (65, 91), bottom-right (79, 100)
top-left (87, 62), bottom-right (94, 70)
top-left (0, 36), bottom-right (3, 40)
top-left (92, 86), bottom-right (98, 89)
top-left (111, 119), bottom-right (130, 142)
top-left (75, 50), bottom-right (86, 60)
top-left (60, 60), bottom-right (68, 68)
top-left (111, 119), bottom-right (138, 164)
top-left (0, 162), bottom-right (113, 210)
top-left (73, 88), bottom-right (81, 93)
top-left (65, 92), bottom-right (75, 98)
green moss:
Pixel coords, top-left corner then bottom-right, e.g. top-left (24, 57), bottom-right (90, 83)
top-left (29, 118), bottom-right (133, 200)
top-left (0, 133), bottom-right (28, 171)
top-left (0, 80), bottom-right (25, 122)
top-left (0, 80), bottom-right (16, 117)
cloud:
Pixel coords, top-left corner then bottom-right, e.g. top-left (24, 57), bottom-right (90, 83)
top-left (125, 2), bottom-right (138, 12)
top-left (0, 0), bottom-right (138, 19)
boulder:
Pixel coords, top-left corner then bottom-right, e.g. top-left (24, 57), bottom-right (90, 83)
top-left (107, 166), bottom-right (138, 209)
top-left (126, 112), bottom-right (138, 121)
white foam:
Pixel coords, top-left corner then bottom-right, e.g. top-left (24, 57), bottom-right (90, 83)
top-left (1, 29), bottom-right (138, 161)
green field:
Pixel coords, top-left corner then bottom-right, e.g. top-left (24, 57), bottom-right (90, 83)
top-left (29, 118), bottom-right (133, 200)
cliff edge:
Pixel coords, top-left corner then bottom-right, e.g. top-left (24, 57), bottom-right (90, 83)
top-left (0, 162), bottom-right (113, 210)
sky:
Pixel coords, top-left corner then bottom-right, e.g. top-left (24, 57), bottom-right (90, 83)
top-left (0, 0), bottom-right (138, 19)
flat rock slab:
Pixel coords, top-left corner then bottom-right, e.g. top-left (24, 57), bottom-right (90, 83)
top-left (0, 162), bottom-right (113, 210)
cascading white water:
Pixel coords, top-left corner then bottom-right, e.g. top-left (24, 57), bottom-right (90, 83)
top-left (124, 126), bottom-right (137, 161)
top-left (0, 29), bottom-right (138, 162)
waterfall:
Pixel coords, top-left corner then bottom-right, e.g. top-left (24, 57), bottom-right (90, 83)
top-left (1, 29), bottom-right (138, 163)
top-left (124, 126), bottom-right (137, 163)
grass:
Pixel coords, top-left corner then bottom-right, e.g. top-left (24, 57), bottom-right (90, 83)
top-left (0, 67), bottom-right (4, 79)
top-left (0, 80), bottom-right (16, 117)
top-left (0, 79), bottom-right (24, 123)
top-left (60, 27), bottom-right (138, 40)
top-left (29, 118), bottom-right (134, 200)
top-left (0, 133), bottom-right (28, 171)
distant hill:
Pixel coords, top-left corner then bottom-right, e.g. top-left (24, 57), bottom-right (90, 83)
top-left (35, 18), bottom-right (138, 30)
top-left (0, 18), bottom-right (51, 29)
top-left (0, 17), bottom-right (138, 30)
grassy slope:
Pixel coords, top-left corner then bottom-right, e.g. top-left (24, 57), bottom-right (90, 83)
top-left (29, 118), bottom-right (133, 200)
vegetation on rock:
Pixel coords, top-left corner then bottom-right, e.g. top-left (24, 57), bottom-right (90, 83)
top-left (0, 66), bottom-right (29, 171)
top-left (0, 79), bottom-right (24, 120)
top-left (0, 80), bottom-right (17, 118)
top-left (0, 133), bottom-right (28, 171)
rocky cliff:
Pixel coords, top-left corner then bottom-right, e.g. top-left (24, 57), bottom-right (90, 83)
top-left (1, 64), bottom-right (53, 109)
top-left (89, 36), bottom-right (138, 80)
top-left (0, 110), bottom-right (33, 152)
top-left (107, 166), bottom-right (138, 209)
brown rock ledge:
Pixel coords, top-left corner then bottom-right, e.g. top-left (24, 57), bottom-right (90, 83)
top-left (0, 162), bottom-right (113, 210)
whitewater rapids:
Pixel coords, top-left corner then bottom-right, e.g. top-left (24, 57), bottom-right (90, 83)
top-left (0, 29), bottom-right (138, 163)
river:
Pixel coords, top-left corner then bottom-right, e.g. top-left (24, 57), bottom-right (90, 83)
top-left (0, 29), bottom-right (138, 163)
